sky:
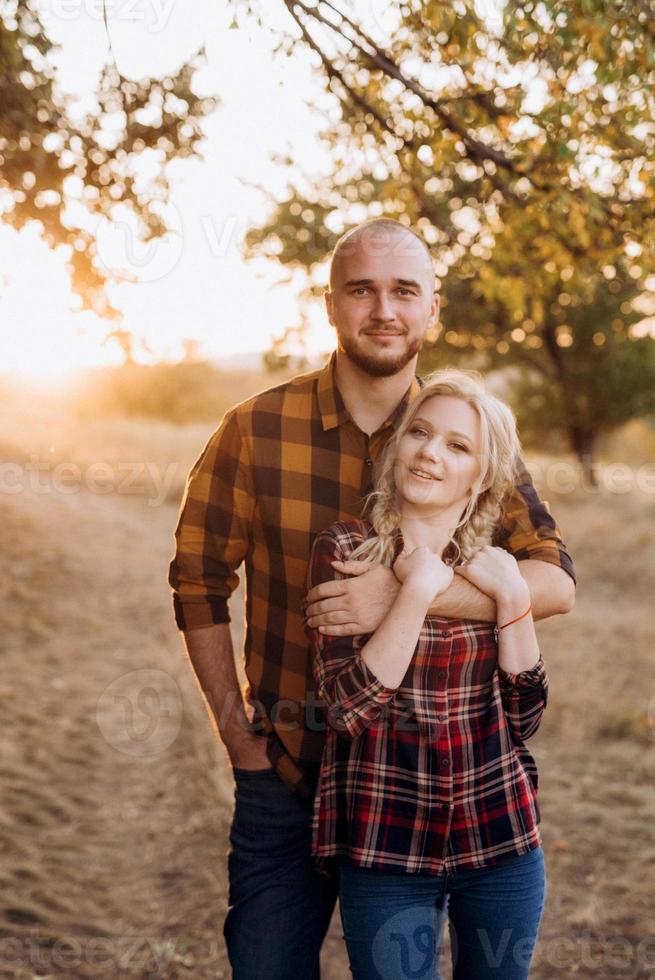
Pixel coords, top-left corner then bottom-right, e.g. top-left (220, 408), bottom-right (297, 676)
top-left (0, 0), bottom-right (348, 377)
top-left (0, 0), bottom-right (507, 379)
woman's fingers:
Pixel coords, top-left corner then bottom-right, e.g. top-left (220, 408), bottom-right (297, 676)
top-left (331, 559), bottom-right (371, 576)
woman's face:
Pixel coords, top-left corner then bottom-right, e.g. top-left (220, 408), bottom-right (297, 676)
top-left (394, 395), bottom-right (483, 516)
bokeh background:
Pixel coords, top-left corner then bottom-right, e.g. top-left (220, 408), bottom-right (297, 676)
top-left (1, 1), bottom-right (654, 977)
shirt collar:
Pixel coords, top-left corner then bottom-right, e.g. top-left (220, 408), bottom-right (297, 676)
top-left (317, 352), bottom-right (423, 433)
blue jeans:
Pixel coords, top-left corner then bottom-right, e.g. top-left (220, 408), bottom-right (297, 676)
top-left (339, 848), bottom-right (546, 980)
top-left (224, 768), bottom-right (339, 980)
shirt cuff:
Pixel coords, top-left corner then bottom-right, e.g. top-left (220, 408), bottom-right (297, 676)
top-left (173, 594), bottom-right (230, 630)
top-left (521, 546), bottom-right (576, 584)
top-left (498, 656), bottom-right (547, 690)
top-left (329, 656), bottom-right (396, 736)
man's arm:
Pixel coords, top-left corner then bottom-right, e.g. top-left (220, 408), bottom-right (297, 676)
top-left (434, 558), bottom-right (574, 621)
top-left (306, 456), bottom-right (575, 635)
top-left (169, 409), bottom-right (268, 767)
top-left (305, 556), bottom-right (574, 635)
top-left (182, 624), bottom-right (271, 770)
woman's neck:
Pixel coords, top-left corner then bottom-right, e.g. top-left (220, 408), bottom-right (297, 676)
top-left (399, 502), bottom-right (464, 557)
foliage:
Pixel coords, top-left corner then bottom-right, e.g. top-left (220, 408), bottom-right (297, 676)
top-left (243, 0), bottom-right (655, 478)
top-left (0, 0), bottom-right (215, 317)
top-left (67, 361), bottom-right (281, 424)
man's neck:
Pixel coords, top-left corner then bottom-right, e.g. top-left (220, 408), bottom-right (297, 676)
top-left (334, 351), bottom-right (418, 435)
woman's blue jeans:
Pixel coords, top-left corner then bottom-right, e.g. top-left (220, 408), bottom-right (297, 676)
top-left (339, 848), bottom-right (546, 980)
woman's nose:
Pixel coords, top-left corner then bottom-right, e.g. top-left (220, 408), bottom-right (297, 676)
top-left (419, 439), bottom-right (441, 461)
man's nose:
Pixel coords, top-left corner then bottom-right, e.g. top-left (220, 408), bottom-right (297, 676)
top-left (371, 292), bottom-right (396, 321)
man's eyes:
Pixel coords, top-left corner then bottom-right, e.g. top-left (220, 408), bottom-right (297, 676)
top-left (350, 287), bottom-right (417, 296)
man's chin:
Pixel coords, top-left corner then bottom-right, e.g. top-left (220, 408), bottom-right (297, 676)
top-left (342, 347), bottom-right (419, 378)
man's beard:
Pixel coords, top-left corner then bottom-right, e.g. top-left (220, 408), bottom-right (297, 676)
top-left (338, 332), bottom-right (422, 378)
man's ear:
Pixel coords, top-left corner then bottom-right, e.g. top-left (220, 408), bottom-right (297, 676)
top-left (325, 290), bottom-right (335, 327)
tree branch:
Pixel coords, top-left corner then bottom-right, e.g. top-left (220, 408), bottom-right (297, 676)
top-left (286, 0), bottom-right (519, 173)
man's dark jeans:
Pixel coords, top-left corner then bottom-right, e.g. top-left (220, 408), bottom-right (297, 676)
top-left (224, 767), bottom-right (339, 979)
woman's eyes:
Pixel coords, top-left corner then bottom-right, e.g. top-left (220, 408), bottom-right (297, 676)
top-left (408, 429), bottom-right (469, 451)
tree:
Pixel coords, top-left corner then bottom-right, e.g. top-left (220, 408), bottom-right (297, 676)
top-left (243, 0), bottom-right (655, 482)
top-left (0, 1), bottom-right (215, 319)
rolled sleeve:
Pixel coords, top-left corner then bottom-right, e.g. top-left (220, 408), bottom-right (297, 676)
top-left (499, 656), bottom-right (549, 742)
top-left (324, 654), bottom-right (396, 738)
top-left (494, 456), bottom-right (576, 583)
top-left (168, 408), bottom-right (254, 631)
top-left (306, 527), bottom-right (396, 739)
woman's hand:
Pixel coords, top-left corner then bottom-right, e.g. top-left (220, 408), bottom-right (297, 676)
top-left (455, 546), bottom-right (529, 610)
top-left (393, 547), bottom-right (454, 600)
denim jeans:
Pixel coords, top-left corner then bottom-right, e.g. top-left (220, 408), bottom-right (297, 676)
top-left (339, 848), bottom-right (546, 980)
top-left (223, 768), bottom-right (339, 980)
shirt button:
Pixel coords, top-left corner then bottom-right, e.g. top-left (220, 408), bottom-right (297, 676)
top-left (364, 457), bottom-right (373, 466)
top-left (439, 630), bottom-right (450, 639)
top-left (437, 714), bottom-right (447, 723)
top-left (438, 670), bottom-right (447, 680)
top-left (441, 758), bottom-right (450, 768)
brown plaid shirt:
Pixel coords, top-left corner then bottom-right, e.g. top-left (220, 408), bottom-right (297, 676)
top-left (169, 353), bottom-right (575, 801)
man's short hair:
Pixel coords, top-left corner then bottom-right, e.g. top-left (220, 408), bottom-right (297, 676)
top-left (329, 218), bottom-right (434, 290)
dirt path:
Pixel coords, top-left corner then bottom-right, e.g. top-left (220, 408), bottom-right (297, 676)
top-left (0, 488), bottom-right (348, 979)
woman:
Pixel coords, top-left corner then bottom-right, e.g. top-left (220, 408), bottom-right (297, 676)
top-left (305, 370), bottom-right (548, 980)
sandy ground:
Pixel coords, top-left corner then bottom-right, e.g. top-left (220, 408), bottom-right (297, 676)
top-left (0, 487), bottom-right (348, 979)
top-left (1, 477), bottom-right (654, 979)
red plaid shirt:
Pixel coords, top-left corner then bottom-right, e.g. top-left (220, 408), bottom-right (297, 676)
top-left (307, 519), bottom-right (548, 875)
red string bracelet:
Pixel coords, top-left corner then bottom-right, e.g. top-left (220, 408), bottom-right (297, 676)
top-left (497, 605), bottom-right (533, 632)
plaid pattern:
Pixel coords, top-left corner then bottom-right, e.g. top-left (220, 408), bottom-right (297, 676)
top-left (169, 353), bottom-right (573, 802)
top-left (308, 519), bottom-right (548, 874)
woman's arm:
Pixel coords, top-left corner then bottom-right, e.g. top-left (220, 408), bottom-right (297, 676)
top-left (306, 527), bottom-right (451, 738)
top-left (456, 546), bottom-right (548, 741)
top-left (358, 547), bottom-right (453, 687)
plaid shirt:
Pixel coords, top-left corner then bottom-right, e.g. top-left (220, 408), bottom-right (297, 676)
top-left (169, 353), bottom-right (573, 802)
top-left (308, 519), bottom-right (548, 874)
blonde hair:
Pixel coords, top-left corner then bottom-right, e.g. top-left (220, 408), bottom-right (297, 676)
top-left (350, 369), bottom-right (520, 567)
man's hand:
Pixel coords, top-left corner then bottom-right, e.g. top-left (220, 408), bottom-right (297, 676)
top-left (228, 731), bottom-right (272, 771)
top-left (304, 561), bottom-right (400, 636)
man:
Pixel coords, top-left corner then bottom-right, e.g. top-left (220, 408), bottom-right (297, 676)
top-left (168, 218), bottom-right (575, 979)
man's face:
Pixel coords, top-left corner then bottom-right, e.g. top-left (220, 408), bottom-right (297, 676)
top-left (325, 231), bottom-right (439, 378)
